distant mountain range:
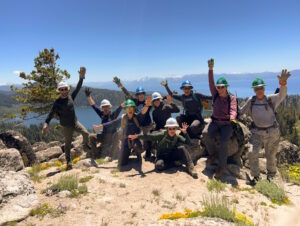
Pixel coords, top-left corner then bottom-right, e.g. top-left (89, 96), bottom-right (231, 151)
top-left (1, 70), bottom-right (299, 97)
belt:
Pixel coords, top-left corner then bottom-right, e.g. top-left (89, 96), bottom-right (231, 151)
top-left (252, 124), bottom-right (277, 130)
top-left (211, 116), bottom-right (230, 122)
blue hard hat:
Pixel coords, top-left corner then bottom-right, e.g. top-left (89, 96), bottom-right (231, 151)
top-left (180, 80), bottom-right (193, 89)
top-left (135, 86), bottom-right (145, 95)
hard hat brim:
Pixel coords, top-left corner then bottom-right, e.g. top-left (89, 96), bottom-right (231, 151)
top-left (56, 85), bottom-right (70, 92)
top-left (180, 85), bottom-right (193, 89)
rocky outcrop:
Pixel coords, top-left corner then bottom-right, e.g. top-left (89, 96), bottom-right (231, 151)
top-left (36, 146), bottom-right (63, 163)
top-left (277, 140), bottom-right (300, 165)
top-left (0, 170), bottom-right (38, 225)
top-left (32, 141), bottom-right (49, 152)
top-left (0, 140), bottom-right (6, 149)
top-left (0, 148), bottom-right (24, 171)
top-left (0, 130), bottom-right (37, 166)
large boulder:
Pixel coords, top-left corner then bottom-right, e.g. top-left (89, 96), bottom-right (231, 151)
top-left (0, 130), bottom-right (37, 166)
top-left (32, 141), bottom-right (49, 152)
top-left (276, 141), bottom-right (300, 165)
top-left (48, 140), bottom-right (62, 148)
top-left (0, 148), bottom-right (24, 171)
top-left (0, 140), bottom-right (6, 149)
top-left (36, 146), bottom-right (63, 163)
top-left (186, 139), bottom-right (205, 164)
top-left (0, 170), bottom-right (38, 225)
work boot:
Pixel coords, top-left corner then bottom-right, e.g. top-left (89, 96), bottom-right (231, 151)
top-left (66, 162), bottom-right (73, 171)
top-left (214, 166), bottom-right (225, 179)
top-left (187, 166), bottom-right (198, 179)
top-left (246, 176), bottom-right (261, 186)
top-left (206, 154), bottom-right (217, 166)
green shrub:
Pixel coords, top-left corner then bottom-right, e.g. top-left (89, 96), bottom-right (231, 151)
top-left (254, 179), bottom-right (290, 205)
top-left (206, 179), bottom-right (226, 192)
top-left (51, 174), bottom-right (78, 192)
top-left (279, 164), bottom-right (300, 185)
top-left (28, 164), bottom-right (43, 183)
top-left (79, 175), bottom-right (94, 183)
top-left (30, 203), bottom-right (64, 219)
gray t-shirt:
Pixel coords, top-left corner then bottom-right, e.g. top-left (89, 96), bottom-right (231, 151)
top-left (239, 86), bottom-right (287, 128)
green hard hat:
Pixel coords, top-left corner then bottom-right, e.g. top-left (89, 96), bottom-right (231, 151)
top-left (125, 99), bottom-right (136, 108)
top-left (252, 78), bottom-right (266, 88)
top-left (216, 77), bottom-right (229, 87)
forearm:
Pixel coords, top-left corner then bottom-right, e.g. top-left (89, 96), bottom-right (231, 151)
top-left (120, 85), bottom-right (133, 99)
top-left (196, 92), bottom-right (213, 100)
top-left (71, 78), bottom-right (83, 99)
top-left (164, 84), bottom-right (173, 96)
top-left (229, 96), bottom-right (237, 120)
top-left (112, 106), bottom-right (123, 119)
top-left (45, 104), bottom-right (55, 124)
top-left (102, 118), bottom-right (121, 131)
top-left (87, 96), bottom-right (95, 106)
top-left (170, 103), bottom-right (180, 113)
top-left (239, 98), bottom-right (251, 115)
top-left (208, 69), bottom-right (217, 96)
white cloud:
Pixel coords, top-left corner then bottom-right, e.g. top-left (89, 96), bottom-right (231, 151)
top-left (13, 70), bottom-right (21, 75)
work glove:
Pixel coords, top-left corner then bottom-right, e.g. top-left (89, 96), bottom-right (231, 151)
top-left (160, 80), bottom-right (168, 87)
top-left (113, 76), bottom-right (122, 87)
top-left (79, 67), bottom-right (86, 79)
top-left (208, 58), bottom-right (214, 69)
top-left (85, 87), bottom-right (91, 97)
top-left (277, 69), bottom-right (291, 83)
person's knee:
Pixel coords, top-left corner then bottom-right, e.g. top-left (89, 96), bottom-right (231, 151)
top-left (155, 159), bottom-right (165, 171)
top-left (190, 120), bottom-right (201, 128)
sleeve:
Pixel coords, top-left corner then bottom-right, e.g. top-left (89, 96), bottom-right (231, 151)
top-left (239, 97), bottom-right (252, 116)
top-left (102, 118), bottom-right (121, 132)
top-left (164, 84), bottom-right (182, 101)
top-left (229, 95), bottom-right (237, 120)
top-left (208, 69), bottom-right (217, 97)
top-left (111, 105), bottom-right (123, 120)
top-left (45, 102), bottom-right (57, 124)
top-left (268, 85), bottom-right (287, 110)
top-left (120, 86), bottom-right (133, 99)
top-left (165, 103), bottom-right (180, 114)
top-left (137, 133), bottom-right (163, 142)
top-left (195, 92), bottom-right (213, 100)
top-left (178, 133), bottom-right (191, 145)
top-left (91, 104), bottom-right (103, 118)
top-left (71, 78), bottom-right (83, 100)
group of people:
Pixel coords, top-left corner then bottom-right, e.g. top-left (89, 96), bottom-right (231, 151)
top-left (42, 59), bottom-right (291, 185)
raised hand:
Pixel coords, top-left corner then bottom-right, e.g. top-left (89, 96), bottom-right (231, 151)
top-left (113, 76), bottom-right (122, 87)
top-left (128, 134), bottom-right (138, 140)
top-left (121, 101), bottom-right (125, 108)
top-left (79, 67), bottom-right (86, 79)
top-left (85, 87), bottom-right (91, 97)
top-left (166, 94), bottom-right (172, 104)
top-left (277, 69), bottom-right (291, 83)
top-left (93, 124), bottom-right (103, 132)
top-left (145, 96), bottom-right (152, 107)
top-left (42, 123), bottom-right (49, 135)
top-left (160, 80), bottom-right (168, 87)
top-left (208, 58), bottom-right (214, 70)
top-left (180, 122), bottom-right (189, 134)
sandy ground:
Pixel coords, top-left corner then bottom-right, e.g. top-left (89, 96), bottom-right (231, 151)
top-left (18, 157), bottom-right (300, 226)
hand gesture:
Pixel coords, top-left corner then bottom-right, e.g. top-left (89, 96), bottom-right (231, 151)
top-left (93, 124), bottom-right (103, 132)
top-left (277, 69), bottom-right (291, 83)
top-left (121, 102), bottom-right (125, 108)
top-left (113, 76), bottom-right (122, 87)
top-left (160, 80), bottom-right (168, 87)
top-left (208, 58), bottom-right (214, 70)
top-left (79, 67), bottom-right (86, 79)
top-left (145, 96), bottom-right (152, 107)
top-left (128, 134), bottom-right (138, 140)
top-left (85, 87), bottom-right (91, 97)
top-left (42, 123), bottom-right (49, 135)
top-left (166, 94), bottom-right (172, 104)
top-left (180, 122), bottom-right (189, 134)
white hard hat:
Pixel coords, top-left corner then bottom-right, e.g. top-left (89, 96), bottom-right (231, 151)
top-left (165, 117), bottom-right (179, 128)
top-left (56, 82), bottom-right (69, 92)
top-left (152, 92), bottom-right (162, 101)
top-left (100, 99), bottom-right (112, 108)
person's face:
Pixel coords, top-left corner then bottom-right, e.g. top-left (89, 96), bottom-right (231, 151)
top-left (137, 93), bottom-right (145, 102)
top-left (102, 105), bottom-right (111, 115)
top-left (59, 87), bottom-right (69, 98)
top-left (167, 126), bottom-right (177, 137)
top-left (254, 86), bottom-right (265, 100)
top-left (216, 85), bottom-right (227, 96)
top-left (153, 99), bottom-right (161, 108)
top-left (126, 106), bottom-right (135, 118)
top-left (182, 87), bottom-right (192, 96)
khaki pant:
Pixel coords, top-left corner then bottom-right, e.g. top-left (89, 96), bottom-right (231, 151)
top-left (62, 121), bottom-right (89, 163)
top-left (248, 127), bottom-right (280, 178)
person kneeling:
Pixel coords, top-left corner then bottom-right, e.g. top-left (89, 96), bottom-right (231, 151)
top-left (128, 118), bottom-right (198, 179)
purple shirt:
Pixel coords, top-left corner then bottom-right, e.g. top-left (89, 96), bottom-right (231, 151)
top-left (209, 69), bottom-right (237, 125)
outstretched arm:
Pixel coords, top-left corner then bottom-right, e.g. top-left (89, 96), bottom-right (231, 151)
top-left (161, 80), bottom-right (182, 101)
top-left (208, 59), bottom-right (217, 97)
top-left (72, 67), bottom-right (86, 100)
top-left (113, 76), bottom-right (133, 99)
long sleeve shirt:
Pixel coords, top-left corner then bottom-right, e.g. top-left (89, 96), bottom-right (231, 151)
top-left (239, 85), bottom-right (287, 128)
top-left (164, 84), bottom-right (211, 115)
top-left (138, 131), bottom-right (190, 157)
top-left (91, 104), bottom-right (122, 124)
top-left (208, 69), bottom-right (237, 125)
top-left (45, 78), bottom-right (83, 127)
top-left (152, 102), bottom-right (180, 130)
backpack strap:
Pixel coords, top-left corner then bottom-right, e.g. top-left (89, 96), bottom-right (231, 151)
top-left (192, 92), bottom-right (203, 113)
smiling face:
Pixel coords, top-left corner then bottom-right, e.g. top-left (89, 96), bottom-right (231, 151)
top-left (254, 86), bottom-right (265, 100)
top-left (101, 105), bottom-right (111, 115)
top-left (216, 85), bottom-right (227, 97)
top-left (153, 99), bottom-right (161, 108)
top-left (126, 106), bottom-right (135, 118)
top-left (167, 126), bottom-right (177, 137)
top-left (59, 87), bottom-right (69, 98)
top-left (182, 86), bottom-right (192, 96)
top-left (137, 93), bottom-right (145, 102)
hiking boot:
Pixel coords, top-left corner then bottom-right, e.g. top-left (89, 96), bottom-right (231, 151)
top-left (187, 166), bottom-right (198, 179)
top-left (143, 154), bottom-right (152, 162)
top-left (206, 154), bottom-right (217, 166)
top-left (66, 162), bottom-right (73, 171)
top-left (267, 174), bottom-right (276, 183)
top-left (246, 176), bottom-right (261, 186)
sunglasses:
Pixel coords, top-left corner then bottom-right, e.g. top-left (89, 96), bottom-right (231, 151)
top-left (216, 86), bottom-right (225, 90)
top-left (168, 127), bottom-right (177, 131)
top-left (254, 87), bottom-right (264, 91)
top-left (59, 88), bottom-right (68, 92)
top-left (183, 87), bottom-right (191, 90)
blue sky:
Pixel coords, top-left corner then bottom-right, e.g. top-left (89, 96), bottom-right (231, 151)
top-left (0, 0), bottom-right (299, 84)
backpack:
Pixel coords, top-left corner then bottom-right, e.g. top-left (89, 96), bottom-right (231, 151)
top-left (250, 95), bottom-right (278, 122)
